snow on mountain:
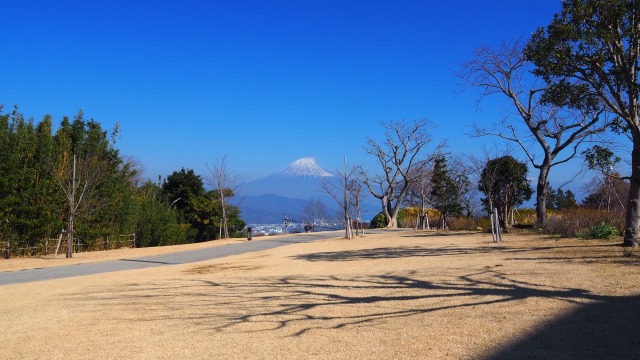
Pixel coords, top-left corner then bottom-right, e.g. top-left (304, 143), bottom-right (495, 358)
top-left (242, 158), bottom-right (334, 198)
top-left (239, 157), bottom-right (377, 224)
top-left (239, 158), bottom-right (334, 223)
top-left (279, 157), bottom-right (333, 177)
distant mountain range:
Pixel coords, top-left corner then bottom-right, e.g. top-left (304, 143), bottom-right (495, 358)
top-left (238, 157), bottom-right (378, 224)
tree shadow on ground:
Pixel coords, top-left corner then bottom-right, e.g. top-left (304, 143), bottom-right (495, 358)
top-left (292, 243), bottom-right (628, 264)
top-left (484, 294), bottom-right (640, 359)
top-left (68, 268), bottom-right (632, 346)
top-left (403, 231), bottom-right (479, 238)
top-left (293, 246), bottom-right (502, 261)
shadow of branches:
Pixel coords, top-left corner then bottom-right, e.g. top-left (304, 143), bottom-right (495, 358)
top-left (69, 269), bottom-right (614, 339)
top-left (291, 243), bottom-right (622, 263)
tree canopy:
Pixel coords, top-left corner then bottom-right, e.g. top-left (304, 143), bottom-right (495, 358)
top-left (525, 0), bottom-right (640, 246)
top-left (478, 155), bottom-right (533, 230)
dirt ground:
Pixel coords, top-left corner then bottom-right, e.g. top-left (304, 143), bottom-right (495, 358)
top-left (1, 230), bottom-right (639, 359)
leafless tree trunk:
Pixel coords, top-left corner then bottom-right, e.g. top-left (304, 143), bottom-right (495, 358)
top-left (301, 198), bottom-right (328, 232)
top-left (321, 157), bottom-right (358, 239)
top-left (348, 178), bottom-right (364, 236)
top-left (406, 162), bottom-right (432, 230)
top-left (458, 40), bottom-right (610, 227)
top-left (54, 153), bottom-right (105, 258)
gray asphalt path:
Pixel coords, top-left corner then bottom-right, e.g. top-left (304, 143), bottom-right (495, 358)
top-left (0, 230), bottom-right (347, 286)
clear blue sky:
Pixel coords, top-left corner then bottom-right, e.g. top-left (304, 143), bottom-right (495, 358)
top-left (2, 1), bottom-right (571, 188)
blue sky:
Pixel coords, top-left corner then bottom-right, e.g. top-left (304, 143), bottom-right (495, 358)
top-left (2, 1), bottom-right (575, 190)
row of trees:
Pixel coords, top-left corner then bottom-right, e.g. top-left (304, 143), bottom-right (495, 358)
top-left (359, 117), bottom-right (625, 234)
top-left (357, 1), bottom-right (636, 245)
top-left (0, 107), bottom-right (244, 258)
top-left (356, 118), bottom-right (521, 232)
top-left (259, 1), bottom-right (637, 242)
top-left (461, 0), bottom-right (640, 246)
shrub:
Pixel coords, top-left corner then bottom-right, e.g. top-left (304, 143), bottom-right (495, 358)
top-left (399, 207), bottom-right (441, 228)
top-left (542, 208), bottom-right (624, 238)
top-left (512, 208), bottom-right (543, 226)
top-left (370, 208), bottom-right (411, 228)
top-left (476, 217), bottom-right (492, 231)
top-left (588, 223), bottom-right (619, 240)
top-left (402, 207), bottom-right (422, 220)
top-left (447, 217), bottom-right (487, 231)
top-left (370, 212), bottom-right (387, 228)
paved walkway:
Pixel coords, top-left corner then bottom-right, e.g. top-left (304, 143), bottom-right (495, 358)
top-left (0, 230), bottom-right (351, 286)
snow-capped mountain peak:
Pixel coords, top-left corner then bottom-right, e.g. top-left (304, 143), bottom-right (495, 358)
top-left (279, 157), bottom-right (333, 177)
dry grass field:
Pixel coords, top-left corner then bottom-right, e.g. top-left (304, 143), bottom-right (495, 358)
top-left (1, 230), bottom-right (639, 359)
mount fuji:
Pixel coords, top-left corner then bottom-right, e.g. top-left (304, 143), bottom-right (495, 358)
top-left (239, 157), bottom-right (378, 224)
top-left (242, 157), bottom-right (333, 199)
top-left (280, 157), bottom-right (334, 177)
top-left (239, 158), bottom-right (336, 224)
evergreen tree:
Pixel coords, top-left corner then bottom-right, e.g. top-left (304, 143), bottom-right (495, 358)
top-left (546, 185), bottom-right (578, 211)
top-left (135, 180), bottom-right (190, 247)
top-left (479, 156), bottom-right (533, 230)
top-left (429, 156), bottom-right (464, 229)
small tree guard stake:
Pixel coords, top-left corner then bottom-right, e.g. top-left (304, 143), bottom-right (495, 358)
top-left (54, 229), bottom-right (65, 259)
top-left (490, 209), bottom-right (497, 243)
top-left (493, 207), bottom-right (502, 243)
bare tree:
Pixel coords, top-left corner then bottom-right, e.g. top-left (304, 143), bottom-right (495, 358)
top-left (362, 119), bottom-right (443, 228)
top-left (406, 161), bottom-right (433, 230)
top-left (447, 155), bottom-right (476, 219)
top-left (301, 198), bottom-right (328, 232)
top-left (458, 40), bottom-right (610, 226)
top-left (583, 175), bottom-right (628, 212)
top-left (321, 158), bottom-right (359, 239)
top-left (52, 115), bottom-right (121, 258)
top-left (204, 156), bottom-right (242, 239)
top-left (582, 145), bottom-right (627, 212)
top-left (121, 154), bottom-right (145, 187)
top-left (54, 152), bottom-right (107, 258)
top-left (348, 177), bottom-right (365, 235)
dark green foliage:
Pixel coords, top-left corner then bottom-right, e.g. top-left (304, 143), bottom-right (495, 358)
top-left (429, 156), bottom-right (465, 227)
top-left (582, 146), bottom-right (621, 174)
top-left (370, 208), bottom-right (407, 229)
top-left (370, 212), bottom-right (387, 228)
top-left (546, 185), bottom-right (578, 211)
top-left (582, 175), bottom-right (629, 212)
top-left (525, 0), bottom-right (640, 246)
top-left (479, 156), bottom-right (533, 230)
top-left (188, 189), bottom-right (246, 241)
top-left (0, 107), bottom-right (67, 254)
top-left (589, 223), bottom-right (619, 240)
top-left (479, 156), bottom-right (532, 212)
top-left (0, 106), bottom-right (244, 256)
top-left (160, 169), bottom-right (245, 241)
top-left (161, 168), bottom-right (205, 212)
top-left (161, 168), bottom-right (208, 241)
top-left (135, 181), bottom-right (190, 247)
